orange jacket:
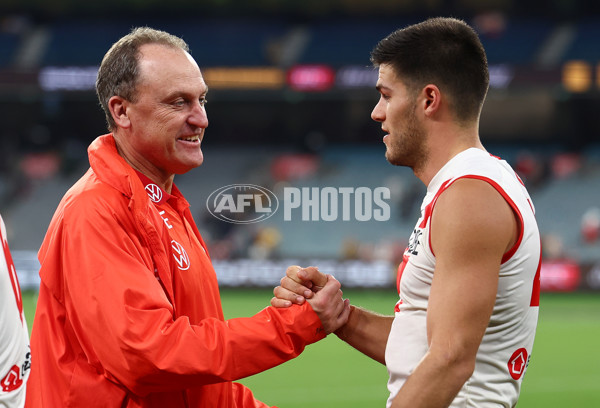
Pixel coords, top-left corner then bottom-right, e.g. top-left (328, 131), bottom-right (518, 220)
top-left (26, 135), bottom-right (325, 407)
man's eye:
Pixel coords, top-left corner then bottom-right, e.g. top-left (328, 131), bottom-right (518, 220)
top-left (199, 98), bottom-right (208, 106)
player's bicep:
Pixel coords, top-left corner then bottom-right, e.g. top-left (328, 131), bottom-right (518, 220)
top-left (427, 179), bottom-right (515, 357)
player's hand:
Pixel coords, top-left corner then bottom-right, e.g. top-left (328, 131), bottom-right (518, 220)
top-left (307, 274), bottom-right (351, 334)
top-left (271, 265), bottom-right (327, 308)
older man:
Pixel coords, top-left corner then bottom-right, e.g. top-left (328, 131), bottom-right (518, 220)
top-left (26, 27), bottom-right (349, 408)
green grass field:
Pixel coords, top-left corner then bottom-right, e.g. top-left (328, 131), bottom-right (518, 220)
top-left (22, 290), bottom-right (600, 407)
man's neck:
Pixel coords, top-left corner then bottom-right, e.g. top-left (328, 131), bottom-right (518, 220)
top-left (415, 124), bottom-right (483, 186)
top-left (112, 132), bottom-right (175, 193)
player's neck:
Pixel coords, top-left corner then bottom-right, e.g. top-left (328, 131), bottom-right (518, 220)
top-left (416, 124), bottom-right (483, 186)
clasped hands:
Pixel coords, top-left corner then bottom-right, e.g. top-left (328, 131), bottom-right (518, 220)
top-left (271, 266), bottom-right (350, 334)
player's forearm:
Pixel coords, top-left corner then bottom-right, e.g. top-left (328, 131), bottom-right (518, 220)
top-left (334, 305), bottom-right (393, 364)
top-left (390, 348), bottom-right (475, 407)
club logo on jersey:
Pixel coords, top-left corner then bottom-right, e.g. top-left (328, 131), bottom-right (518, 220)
top-left (407, 228), bottom-right (422, 256)
top-left (1, 365), bottom-right (23, 392)
top-left (171, 240), bottom-right (190, 270)
top-left (145, 184), bottom-right (163, 203)
top-left (507, 348), bottom-right (529, 380)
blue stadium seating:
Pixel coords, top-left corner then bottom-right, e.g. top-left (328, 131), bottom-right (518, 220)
top-left (41, 17), bottom-right (289, 67)
top-left (32, 16), bottom-right (600, 68)
top-left (562, 18), bottom-right (600, 61)
top-left (42, 20), bottom-right (132, 66)
top-left (156, 18), bottom-right (290, 67)
top-left (297, 18), bottom-right (415, 66)
top-left (478, 18), bottom-right (554, 65)
top-left (0, 31), bottom-right (20, 67)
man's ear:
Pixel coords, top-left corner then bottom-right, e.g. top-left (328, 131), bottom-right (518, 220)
top-left (108, 95), bottom-right (131, 129)
top-left (421, 84), bottom-right (441, 117)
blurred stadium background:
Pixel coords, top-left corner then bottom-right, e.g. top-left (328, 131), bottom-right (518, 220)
top-left (3, 0), bottom-right (600, 292)
top-left (2, 0), bottom-right (600, 406)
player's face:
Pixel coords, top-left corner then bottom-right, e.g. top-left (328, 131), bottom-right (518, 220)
top-left (124, 43), bottom-right (208, 179)
top-left (371, 64), bottom-right (428, 170)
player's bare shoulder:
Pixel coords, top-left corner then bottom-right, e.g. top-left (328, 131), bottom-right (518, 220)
top-left (430, 178), bottom-right (517, 257)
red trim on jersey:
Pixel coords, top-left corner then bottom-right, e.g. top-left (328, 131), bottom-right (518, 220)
top-left (530, 240), bottom-right (542, 307)
top-left (394, 299), bottom-right (403, 313)
top-left (1, 228), bottom-right (23, 322)
top-left (526, 198), bottom-right (534, 213)
top-left (425, 175), bottom-right (524, 264)
top-left (419, 179), bottom-right (453, 229)
top-left (514, 172), bottom-right (526, 187)
top-left (461, 175), bottom-right (524, 263)
top-left (396, 252), bottom-right (409, 295)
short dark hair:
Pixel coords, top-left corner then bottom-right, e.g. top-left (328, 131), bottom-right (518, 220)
top-left (96, 27), bottom-right (189, 131)
top-left (371, 17), bottom-right (489, 123)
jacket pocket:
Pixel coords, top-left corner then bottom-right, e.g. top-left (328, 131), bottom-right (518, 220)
top-left (67, 355), bottom-right (128, 407)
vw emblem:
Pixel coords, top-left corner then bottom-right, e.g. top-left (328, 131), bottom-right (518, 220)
top-left (146, 184), bottom-right (163, 203)
top-left (171, 240), bottom-right (190, 270)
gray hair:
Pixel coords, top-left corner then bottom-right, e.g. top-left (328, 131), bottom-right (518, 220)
top-left (95, 27), bottom-right (189, 131)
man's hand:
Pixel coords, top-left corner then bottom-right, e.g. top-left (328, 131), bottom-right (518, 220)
top-left (271, 265), bottom-right (328, 308)
top-left (306, 274), bottom-right (350, 334)
top-left (271, 265), bottom-right (349, 333)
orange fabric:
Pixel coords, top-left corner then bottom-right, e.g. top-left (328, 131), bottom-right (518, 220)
top-left (26, 134), bottom-right (325, 407)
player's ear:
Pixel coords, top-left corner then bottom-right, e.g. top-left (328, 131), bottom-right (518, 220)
top-left (422, 84), bottom-right (441, 116)
top-left (108, 95), bottom-right (131, 129)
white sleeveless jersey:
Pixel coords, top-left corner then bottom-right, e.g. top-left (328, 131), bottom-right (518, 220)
top-left (0, 216), bottom-right (30, 407)
top-left (386, 148), bottom-right (541, 408)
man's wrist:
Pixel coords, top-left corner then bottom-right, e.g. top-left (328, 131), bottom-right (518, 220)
top-left (334, 304), bottom-right (358, 340)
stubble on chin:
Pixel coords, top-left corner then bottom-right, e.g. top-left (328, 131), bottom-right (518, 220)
top-left (384, 130), bottom-right (428, 172)
top-left (383, 100), bottom-right (428, 170)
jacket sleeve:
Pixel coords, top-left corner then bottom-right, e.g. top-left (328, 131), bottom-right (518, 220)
top-left (232, 382), bottom-right (275, 408)
top-left (42, 192), bottom-right (325, 397)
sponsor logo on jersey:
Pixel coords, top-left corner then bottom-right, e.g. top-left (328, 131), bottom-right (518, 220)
top-left (145, 184), bottom-right (163, 203)
top-left (1, 349), bottom-right (30, 393)
top-left (407, 229), bottom-right (422, 256)
top-left (1, 365), bottom-right (22, 393)
top-left (171, 240), bottom-right (190, 270)
top-left (507, 348), bottom-right (529, 380)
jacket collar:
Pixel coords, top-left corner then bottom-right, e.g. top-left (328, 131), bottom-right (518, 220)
top-left (135, 170), bottom-right (172, 206)
top-left (87, 134), bottom-right (191, 209)
top-left (88, 134), bottom-right (139, 199)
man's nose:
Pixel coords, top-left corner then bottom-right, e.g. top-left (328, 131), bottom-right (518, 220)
top-left (371, 100), bottom-right (385, 122)
top-left (189, 101), bottom-right (209, 128)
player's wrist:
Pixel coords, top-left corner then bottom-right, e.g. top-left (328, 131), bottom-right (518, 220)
top-left (333, 304), bottom-right (358, 340)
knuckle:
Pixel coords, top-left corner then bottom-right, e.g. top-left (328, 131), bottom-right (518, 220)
top-left (286, 265), bottom-right (300, 275)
